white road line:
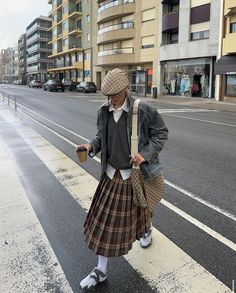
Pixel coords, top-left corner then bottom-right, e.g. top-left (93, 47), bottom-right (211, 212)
top-left (165, 179), bottom-right (236, 222)
top-left (164, 113), bottom-right (236, 127)
top-left (0, 133), bottom-right (73, 293)
top-left (162, 200), bottom-right (236, 251)
top-left (15, 108), bottom-right (236, 252)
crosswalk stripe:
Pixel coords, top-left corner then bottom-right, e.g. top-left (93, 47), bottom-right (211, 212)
top-left (1, 107), bottom-right (230, 292)
top-left (0, 128), bottom-right (73, 292)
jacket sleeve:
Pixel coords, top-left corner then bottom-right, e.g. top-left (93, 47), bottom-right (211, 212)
top-left (88, 108), bottom-right (102, 157)
top-left (139, 105), bottom-right (168, 163)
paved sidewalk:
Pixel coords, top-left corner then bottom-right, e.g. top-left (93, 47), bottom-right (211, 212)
top-left (139, 94), bottom-right (236, 112)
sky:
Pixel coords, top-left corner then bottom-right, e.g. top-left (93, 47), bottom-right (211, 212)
top-left (0, 0), bottom-right (51, 50)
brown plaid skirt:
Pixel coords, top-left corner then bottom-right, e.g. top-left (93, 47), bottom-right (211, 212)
top-left (84, 171), bottom-right (152, 257)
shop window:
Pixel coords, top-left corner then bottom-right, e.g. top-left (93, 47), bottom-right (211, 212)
top-left (230, 22), bottom-right (236, 33)
top-left (191, 30), bottom-right (209, 41)
top-left (226, 75), bottom-right (236, 96)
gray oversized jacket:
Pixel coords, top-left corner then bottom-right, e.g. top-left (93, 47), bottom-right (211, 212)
top-left (89, 95), bottom-right (168, 180)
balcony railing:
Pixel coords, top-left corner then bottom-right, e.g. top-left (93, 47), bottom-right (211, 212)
top-left (98, 0), bottom-right (134, 13)
top-left (98, 21), bottom-right (134, 35)
top-left (98, 47), bottom-right (133, 56)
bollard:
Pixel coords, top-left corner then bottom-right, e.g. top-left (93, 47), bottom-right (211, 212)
top-left (14, 97), bottom-right (17, 110)
top-left (8, 95), bottom-right (10, 105)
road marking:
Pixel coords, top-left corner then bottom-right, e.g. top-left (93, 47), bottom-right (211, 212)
top-left (2, 109), bottom-right (230, 292)
top-left (0, 129), bottom-right (73, 293)
top-left (165, 180), bottom-right (236, 222)
top-left (164, 113), bottom-right (236, 128)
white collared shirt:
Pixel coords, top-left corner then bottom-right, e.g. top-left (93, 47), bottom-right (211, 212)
top-left (106, 99), bottom-right (132, 180)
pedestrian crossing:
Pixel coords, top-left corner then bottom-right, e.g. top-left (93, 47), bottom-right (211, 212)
top-left (0, 104), bottom-right (233, 293)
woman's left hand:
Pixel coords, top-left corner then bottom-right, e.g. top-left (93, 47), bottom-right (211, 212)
top-left (130, 153), bottom-right (146, 166)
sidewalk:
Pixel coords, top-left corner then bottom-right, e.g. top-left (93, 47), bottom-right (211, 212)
top-left (141, 94), bottom-right (236, 112)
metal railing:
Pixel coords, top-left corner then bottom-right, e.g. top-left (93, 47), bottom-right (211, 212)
top-left (98, 47), bottom-right (133, 56)
top-left (1, 92), bottom-right (17, 110)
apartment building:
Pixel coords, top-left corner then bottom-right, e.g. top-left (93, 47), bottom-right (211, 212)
top-left (18, 34), bottom-right (27, 84)
top-left (0, 48), bottom-right (13, 83)
top-left (26, 16), bottom-right (52, 83)
top-left (215, 0), bottom-right (236, 101)
top-left (48, 0), bottom-right (93, 82)
top-left (93, 0), bottom-right (160, 95)
top-left (159, 0), bottom-right (221, 99)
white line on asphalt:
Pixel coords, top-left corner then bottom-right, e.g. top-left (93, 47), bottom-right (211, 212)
top-left (158, 108), bottom-right (218, 113)
top-left (17, 108), bottom-right (236, 252)
top-left (165, 179), bottom-right (236, 222)
top-left (164, 113), bottom-right (236, 128)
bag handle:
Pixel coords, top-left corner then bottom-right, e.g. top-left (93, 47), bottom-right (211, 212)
top-left (131, 99), bottom-right (140, 155)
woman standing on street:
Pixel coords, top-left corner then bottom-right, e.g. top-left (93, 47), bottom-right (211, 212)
top-left (76, 68), bottom-right (168, 291)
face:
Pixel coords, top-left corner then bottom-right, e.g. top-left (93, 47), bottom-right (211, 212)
top-left (109, 90), bottom-right (126, 109)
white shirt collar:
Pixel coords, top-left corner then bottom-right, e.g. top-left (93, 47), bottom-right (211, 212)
top-left (109, 98), bottom-right (128, 112)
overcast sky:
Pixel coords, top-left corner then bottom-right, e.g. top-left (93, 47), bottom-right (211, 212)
top-left (0, 0), bottom-right (50, 50)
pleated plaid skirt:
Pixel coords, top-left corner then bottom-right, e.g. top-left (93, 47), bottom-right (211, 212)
top-left (84, 171), bottom-right (152, 257)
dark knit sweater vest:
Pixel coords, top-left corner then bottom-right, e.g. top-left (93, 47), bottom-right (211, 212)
top-left (107, 111), bottom-right (131, 170)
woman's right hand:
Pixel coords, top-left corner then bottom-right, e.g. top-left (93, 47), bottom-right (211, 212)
top-left (75, 144), bottom-right (93, 153)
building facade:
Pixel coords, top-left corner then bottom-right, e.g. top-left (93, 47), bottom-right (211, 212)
top-left (26, 16), bottom-right (52, 83)
top-left (215, 0), bottom-right (236, 101)
top-left (159, 0), bottom-right (221, 98)
top-left (18, 34), bottom-right (27, 85)
top-left (48, 0), bottom-right (93, 82)
top-left (0, 48), bottom-right (13, 83)
top-left (93, 0), bottom-right (160, 95)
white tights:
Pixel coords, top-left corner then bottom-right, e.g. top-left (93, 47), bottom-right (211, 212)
top-left (97, 255), bottom-right (108, 273)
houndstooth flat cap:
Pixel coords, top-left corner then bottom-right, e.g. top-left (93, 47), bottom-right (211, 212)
top-left (101, 68), bottom-right (129, 95)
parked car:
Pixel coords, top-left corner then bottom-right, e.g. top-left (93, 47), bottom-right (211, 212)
top-left (69, 81), bottom-right (80, 91)
top-left (43, 80), bottom-right (65, 92)
top-left (76, 81), bottom-right (97, 93)
top-left (29, 80), bottom-right (42, 88)
top-left (62, 78), bottom-right (73, 88)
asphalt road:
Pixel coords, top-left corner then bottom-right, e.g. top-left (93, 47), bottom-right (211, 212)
top-left (0, 84), bottom-right (235, 292)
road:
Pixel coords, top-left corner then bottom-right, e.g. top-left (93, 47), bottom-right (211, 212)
top-left (0, 84), bottom-right (235, 293)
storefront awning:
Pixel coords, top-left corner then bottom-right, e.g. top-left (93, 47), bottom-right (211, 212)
top-left (215, 54), bottom-right (236, 75)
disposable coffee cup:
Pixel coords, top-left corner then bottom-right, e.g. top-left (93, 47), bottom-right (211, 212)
top-left (76, 146), bottom-right (87, 162)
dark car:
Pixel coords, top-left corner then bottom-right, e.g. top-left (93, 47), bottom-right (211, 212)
top-left (69, 81), bottom-right (80, 91)
top-left (29, 80), bottom-right (42, 88)
top-left (76, 81), bottom-right (97, 93)
top-left (43, 80), bottom-right (65, 92)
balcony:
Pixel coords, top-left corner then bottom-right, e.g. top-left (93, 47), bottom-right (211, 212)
top-left (162, 11), bottom-right (179, 33)
top-left (97, 47), bottom-right (134, 66)
top-left (68, 27), bottom-right (82, 36)
top-left (223, 33), bottom-right (236, 54)
top-left (97, 0), bottom-right (135, 24)
top-left (97, 21), bottom-right (134, 44)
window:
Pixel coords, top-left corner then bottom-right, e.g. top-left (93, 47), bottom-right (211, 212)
top-left (87, 33), bottom-right (90, 41)
top-left (142, 8), bottom-right (155, 22)
top-left (63, 5), bottom-right (68, 14)
top-left (77, 19), bottom-right (82, 30)
top-left (191, 30), bottom-right (209, 40)
top-left (141, 35), bottom-right (155, 49)
top-left (226, 75), bottom-right (236, 96)
top-left (63, 21), bottom-right (68, 30)
top-left (230, 22), bottom-right (236, 33)
top-left (63, 38), bottom-right (68, 47)
top-left (87, 14), bottom-right (90, 22)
